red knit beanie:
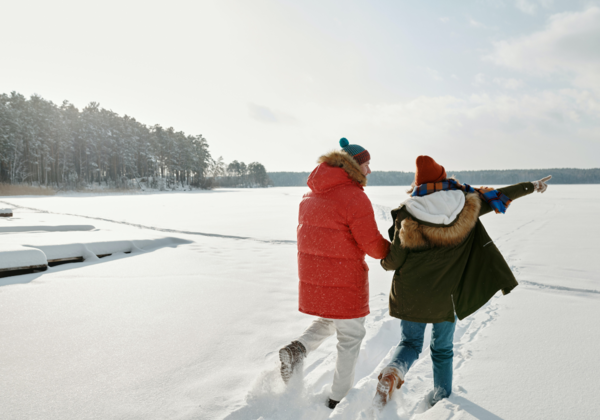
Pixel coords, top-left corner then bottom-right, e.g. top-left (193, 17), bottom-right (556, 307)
top-left (415, 155), bottom-right (447, 185)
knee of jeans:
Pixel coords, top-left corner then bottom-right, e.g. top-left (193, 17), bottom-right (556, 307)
top-left (401, 338), bottom-right (424, 354)
top-left (430, 345), bottom-right (454, 359)
top-left (430, 336), bottom-right (454, 354)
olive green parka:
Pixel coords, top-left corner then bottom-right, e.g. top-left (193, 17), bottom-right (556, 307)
top-left (382, 182), bottom-right (534, 323)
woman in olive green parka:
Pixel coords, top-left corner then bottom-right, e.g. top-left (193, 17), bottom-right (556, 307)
top-left (383, 180), bottom-right (532, 323)
top-left (373, 155), bottom-right (552, 409)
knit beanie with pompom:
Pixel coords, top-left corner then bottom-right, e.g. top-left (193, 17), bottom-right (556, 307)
top-left (339, 138), bottom-right (370, 165)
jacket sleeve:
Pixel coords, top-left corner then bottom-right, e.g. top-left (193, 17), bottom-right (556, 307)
top-left (347, 192), bottom-right (390, 259)
top-left (479, 182), bottom-right (535, 217)
top-left (380, 216), bottom-right (409, 271)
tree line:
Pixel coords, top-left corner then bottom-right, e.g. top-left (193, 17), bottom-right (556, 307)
top-left (268, 168), bottom-right (600, 186)
top-left (215, 159), bottom-right (272, 187)
top-left (0, 91), bottom-right (271, 190)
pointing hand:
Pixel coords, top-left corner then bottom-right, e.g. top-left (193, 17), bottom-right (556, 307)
top-left (532, 175), bottom-right (552, 193)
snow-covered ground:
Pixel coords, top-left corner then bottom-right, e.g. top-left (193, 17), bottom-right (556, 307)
top-left (0, 186), bottom-right (598, 420)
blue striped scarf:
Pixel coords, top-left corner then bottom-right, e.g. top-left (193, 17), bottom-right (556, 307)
top-left (411, 179), bottom-right (512, 214)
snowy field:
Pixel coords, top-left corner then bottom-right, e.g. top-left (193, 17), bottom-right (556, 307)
top-left (0, 186), bottom-right (599, 420)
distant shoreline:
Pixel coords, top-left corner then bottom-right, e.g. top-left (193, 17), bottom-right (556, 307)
top-left (267, 168), bottom-right (600, 186)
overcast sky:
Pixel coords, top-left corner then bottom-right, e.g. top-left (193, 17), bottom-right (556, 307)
top-left (1, 0), bottom-right (599, 172)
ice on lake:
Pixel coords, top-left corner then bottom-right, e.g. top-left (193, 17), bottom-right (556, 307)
top-left (0, 186), bottom-right (598, 420)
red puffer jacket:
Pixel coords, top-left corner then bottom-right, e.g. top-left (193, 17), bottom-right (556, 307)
top-left (297, 150), bottom-right (390, 319)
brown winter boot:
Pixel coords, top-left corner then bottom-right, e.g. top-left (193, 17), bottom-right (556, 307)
top-left (372, 367), bottom-right (404, 408)
top-left (279, 341), bottom-right (306, 384)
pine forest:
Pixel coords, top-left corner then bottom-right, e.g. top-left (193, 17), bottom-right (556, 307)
top-left (0, 92), bottom-right (271, 190)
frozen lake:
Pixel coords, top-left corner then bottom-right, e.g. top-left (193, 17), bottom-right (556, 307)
top-left (0, 186), bottom-right (599, 420)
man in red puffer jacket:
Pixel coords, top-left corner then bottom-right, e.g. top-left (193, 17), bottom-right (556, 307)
top-left (278, 138), bottom-right (390, 409)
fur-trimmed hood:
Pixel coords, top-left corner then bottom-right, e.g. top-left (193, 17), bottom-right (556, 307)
top-left (318, 150), bottom-right (366, 186)
top-left (307, 150), bottom-right (367, 193)
top-left (399, 192), bottom-right (481, 249)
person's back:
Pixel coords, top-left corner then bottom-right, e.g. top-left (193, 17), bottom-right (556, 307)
top-left (298, 152), bottom-right (388, 319)
top-left (278, 138), bottom-right (390, 410)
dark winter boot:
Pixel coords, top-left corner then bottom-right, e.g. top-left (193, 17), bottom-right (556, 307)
top-left (372, 366), bottom-right (404, 409)
top-left (327, 398), bottom-right (339, 409)
top-left (279, 340), bottom-right (306, 384)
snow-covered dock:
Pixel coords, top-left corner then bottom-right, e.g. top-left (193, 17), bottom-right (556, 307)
top-left (0, 208), bottom-right (13, 217)
top-left (0, 238), bottom-right (189, 278)
top-left (0, 245), bottom-right (47, 276)
top-left (0, 205), bottom-right (191, 279)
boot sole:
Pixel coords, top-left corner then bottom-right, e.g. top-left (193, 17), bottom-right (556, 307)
top-left (279, 347), bottom-right (293, 384)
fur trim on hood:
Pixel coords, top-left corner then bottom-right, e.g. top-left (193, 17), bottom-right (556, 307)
top-left (399, 193), bottom-right (481, 249)
top-left (317, 150), bottom-right (367, 187)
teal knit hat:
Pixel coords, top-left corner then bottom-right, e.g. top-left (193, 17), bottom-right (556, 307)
top-left (339, 138), bottom-right (370, 165)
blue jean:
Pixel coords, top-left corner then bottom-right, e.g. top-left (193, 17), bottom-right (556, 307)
top-left (387, 318), bottom-right (456, 405)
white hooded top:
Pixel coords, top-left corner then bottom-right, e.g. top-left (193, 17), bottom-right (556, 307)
top-left (402, 190), bottom-right (466, 225)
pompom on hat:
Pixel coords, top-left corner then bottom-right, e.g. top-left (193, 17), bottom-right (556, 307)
top-left (415, 155), bottom-right (447, 185)
top-left (339, 138), bottom-right (370, 165)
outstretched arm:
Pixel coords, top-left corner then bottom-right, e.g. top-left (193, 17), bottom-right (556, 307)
top-left (478, 176), bottom-right (551, 216)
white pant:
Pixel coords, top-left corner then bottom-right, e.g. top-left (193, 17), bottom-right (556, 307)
top-left (297, 317), bottom-right (366, 401)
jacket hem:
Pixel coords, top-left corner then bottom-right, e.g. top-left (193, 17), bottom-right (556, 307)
top-left (299, 308), bottom-right (369, 320)
top-left (456, 281), bottom-right (518, 320)
top-left (388, 310), bottom-right (455, 324)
